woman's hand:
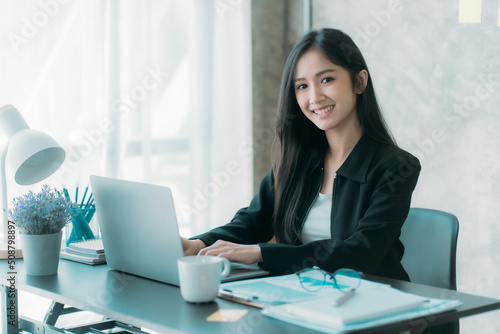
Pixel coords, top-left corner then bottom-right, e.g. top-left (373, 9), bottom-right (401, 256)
top-left (181, 237), bottom-right (206, 256)
top-left (198, 240), bottom-right (263, 265)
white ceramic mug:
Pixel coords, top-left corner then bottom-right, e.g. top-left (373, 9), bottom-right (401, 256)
top-left (177, 255), bottom-right (231, 303)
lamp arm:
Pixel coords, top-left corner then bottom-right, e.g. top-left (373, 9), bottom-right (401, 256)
top-left (0, 140), bottom-right (22, 259)
top-left (1, 141), bottom-right (9, 246)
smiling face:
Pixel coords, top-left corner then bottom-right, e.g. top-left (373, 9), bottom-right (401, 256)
top-left (293, 48), bottom-right (364, 136)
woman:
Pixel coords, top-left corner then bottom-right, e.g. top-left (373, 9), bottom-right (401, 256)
top-left (182, 28), bottom-right (420, 281)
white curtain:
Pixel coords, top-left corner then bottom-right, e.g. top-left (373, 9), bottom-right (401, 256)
top-left (0, 0), bottom-right (253, 237)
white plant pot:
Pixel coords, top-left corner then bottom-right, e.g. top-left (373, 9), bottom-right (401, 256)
top-left (20, 231), bottom-right (62, 276)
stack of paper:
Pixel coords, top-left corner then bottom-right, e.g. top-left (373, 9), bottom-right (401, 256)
top-left (262, 284), bottom-right (462, 333)
top-left (60, 238), bottom-right (106, 265)
top-left (219, 271), bottom-right (462, 333)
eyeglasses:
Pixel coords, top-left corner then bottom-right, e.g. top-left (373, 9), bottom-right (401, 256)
top-left (296, 268), bottom-right (362, 294)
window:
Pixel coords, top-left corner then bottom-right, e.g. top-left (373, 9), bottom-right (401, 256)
top-left (0, 0), bottom-right (253, 238)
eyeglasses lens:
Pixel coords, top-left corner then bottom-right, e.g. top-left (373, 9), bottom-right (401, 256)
top-left (298, 269), bottom-right (327, 292)
top-left (332, 269), bottom-right (361, 292)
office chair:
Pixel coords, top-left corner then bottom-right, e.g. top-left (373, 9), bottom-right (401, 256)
top-left (400, 208), bottom-right (460, 334)
top-left (400, 208), bottom-right (459, 290)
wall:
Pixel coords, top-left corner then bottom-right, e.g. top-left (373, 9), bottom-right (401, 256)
top-left (251, 0), bottom-right (303, 192)
top-left (312, 0), bottom-right (500, 332)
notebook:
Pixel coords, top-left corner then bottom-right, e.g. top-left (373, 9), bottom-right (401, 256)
top-left (60, 249), bottom-right (106, 265)
top-left (89, 175), bottom-right (269, 286)
top-left (67, 238), bottom-right (105, 254)
top-left (61, 238), bottom-right (106, 265)
top-left (266, 286), bottom-right (426, 326)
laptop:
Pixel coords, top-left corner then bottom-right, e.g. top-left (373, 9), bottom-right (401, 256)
top-left (89, 175), bottom-right (268, 286)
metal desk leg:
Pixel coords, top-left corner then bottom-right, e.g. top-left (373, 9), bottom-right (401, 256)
top-left (44, 301), bottom-right (66, 326)
top-left (44, 301), bottom-right (81, 326)
top-left (1, 284), bottom-right (18, 334)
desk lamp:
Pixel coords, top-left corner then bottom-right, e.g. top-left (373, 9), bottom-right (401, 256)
top-left (0, 105), bottom-right (66, 259)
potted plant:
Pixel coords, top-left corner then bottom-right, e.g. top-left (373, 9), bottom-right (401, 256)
top-left (9, 185), bottom-right (74, 275)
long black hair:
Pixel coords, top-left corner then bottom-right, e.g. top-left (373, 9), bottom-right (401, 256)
top-left (272, 28), bottom-right (395, 244)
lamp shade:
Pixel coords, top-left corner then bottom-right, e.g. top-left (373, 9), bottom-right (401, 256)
top-left (0, 105), bottom-right (66, 185)
top-left (7, 129), bottom-right (66, 185)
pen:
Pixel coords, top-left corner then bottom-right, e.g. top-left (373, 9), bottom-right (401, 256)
top-left (85, 193), bottom-right (93, 209)
top-left (62, 188), bottom-right (71, 202)
top-left (220, 289), bottom-right (253, 302)
top-left (80, 186), bottom-right (89, 207)
top-left (220, 289), bottom-right (287, 305)
top-left (332, 288), bottom-right (355, 307)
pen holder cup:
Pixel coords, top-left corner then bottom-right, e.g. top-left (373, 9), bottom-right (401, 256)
top-left (66, 206), bottom-right (96, 246)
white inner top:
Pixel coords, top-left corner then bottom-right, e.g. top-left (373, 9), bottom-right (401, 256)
top-left (300, 192), bottom-right (332, 244)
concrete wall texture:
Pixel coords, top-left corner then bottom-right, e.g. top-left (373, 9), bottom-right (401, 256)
top-left (312, 0), bottom-right (500, 332)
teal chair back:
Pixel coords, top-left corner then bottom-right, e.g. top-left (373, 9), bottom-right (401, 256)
top-left (400, 208), bottom-right (459, 290)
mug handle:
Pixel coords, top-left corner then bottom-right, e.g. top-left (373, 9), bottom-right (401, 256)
top-left (220, 258), bottom-right (231, 277)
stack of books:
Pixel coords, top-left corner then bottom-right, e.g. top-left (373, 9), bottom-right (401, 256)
top-left (60, 238), bottom-right (106, 265)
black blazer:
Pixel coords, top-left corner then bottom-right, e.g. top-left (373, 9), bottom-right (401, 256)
top-left (194, 135), bottom-right (421, 281)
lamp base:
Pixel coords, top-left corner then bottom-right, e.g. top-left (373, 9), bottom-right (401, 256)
top-left (0, 248), bottom-right (23, 259)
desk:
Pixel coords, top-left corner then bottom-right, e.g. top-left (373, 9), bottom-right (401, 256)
top-left (2, 259), bottom-right (500, 334)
